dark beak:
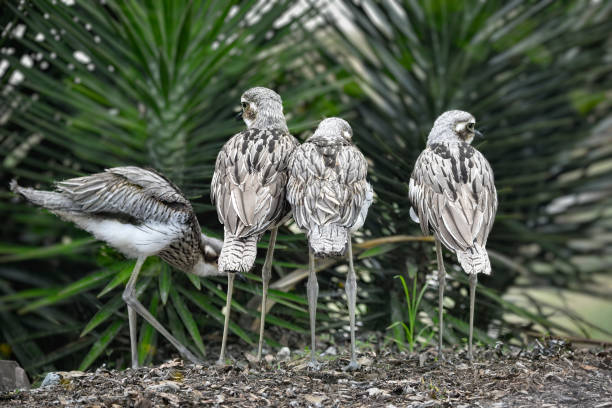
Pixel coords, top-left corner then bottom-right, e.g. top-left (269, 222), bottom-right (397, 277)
top-left (235, 110), bottom-right (243, 121)
top-left (474, 129), bottom-right (484, 139)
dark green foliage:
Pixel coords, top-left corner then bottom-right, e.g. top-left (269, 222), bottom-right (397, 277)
top-left (322, 0), bottom-right (612, 346)
top-left (0, 0), bottom-right (335, 373)
top-left (1, 0), bottom-right (611, 375)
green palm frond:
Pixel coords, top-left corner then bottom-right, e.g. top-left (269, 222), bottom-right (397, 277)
top-left (0, 0), bottom-right (338, 373)
top-left (322, 0), bottom-right (612, 344)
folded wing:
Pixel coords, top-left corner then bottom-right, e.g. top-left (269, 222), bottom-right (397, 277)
top-left (409, 143), bottom-right (497, 253)
top-left (211, 128), bottom-right (299, 238)
top-left (287, 142), bottom-right (372, 234)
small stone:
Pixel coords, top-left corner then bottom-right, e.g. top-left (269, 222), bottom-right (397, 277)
top-left (367, 387), bottom-right (383, 397)
top-left (0, 361), bottom-right (30, 391)
top-left (146, 381), bottom-right (181, 392)
top-left (41, 372), bottom-right (61, 388)
top-left (277, 347), bottom-right (291, 361)
top-left (304, 394), bottom-right (326, 407)
top-left (323, 346), bottom-right (337, 356)
top-left (245, 353), bottom-right (258, 365)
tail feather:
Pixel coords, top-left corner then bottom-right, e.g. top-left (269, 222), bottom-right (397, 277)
top-left (309, 224), bottom-right (348, 258)
top-left (218, 234), bottom-right (258, 273)
top-left (457, 243), bottom-right (491, 275)
top-left (10, 180), bottom-right (74, 210)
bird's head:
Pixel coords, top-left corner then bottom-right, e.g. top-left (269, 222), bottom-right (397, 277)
top-left (312, 117), bottom-right (353, 142)
top-left (427, 110), bottom-right (482, 145)
top-left (237, 87), bottom-right (286, 130)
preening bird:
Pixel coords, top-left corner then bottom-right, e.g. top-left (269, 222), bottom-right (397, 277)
top-left (10, 167), bottom-right (223, 368)
top-left (287, 117), bottom-right (373, 370)
top-left (211, 87), bottom-right (299, 364)
top-left (408, 110), bottom-right (497, 360)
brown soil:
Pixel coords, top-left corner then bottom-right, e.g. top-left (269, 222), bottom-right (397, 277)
top-left (1, 340), bottom-right (610, 407)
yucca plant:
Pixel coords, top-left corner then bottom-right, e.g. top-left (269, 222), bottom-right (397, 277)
top-left (319, 0), bottom-right (612, 347)
top-left (0, 0), bottom-right (342, 374)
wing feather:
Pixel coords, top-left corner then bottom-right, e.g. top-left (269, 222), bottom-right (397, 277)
top-left (287, 141), bottom-right (372, 233)
top-left (212, 128), bottom-right (298, 238)
top-left (409, 143), bottom-right (497, 253)
top-left (54, 166), bottom-right (191, 224)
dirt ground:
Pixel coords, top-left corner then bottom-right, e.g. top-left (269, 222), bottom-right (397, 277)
top-left (1, 339), bottom-right (610, 407)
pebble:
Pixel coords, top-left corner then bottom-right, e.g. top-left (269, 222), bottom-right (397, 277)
top-left (323, 346), bottom-right (337, 356)
top-left (41, 372), bottom-right (61, 387)
top-left (146, 381), bottom-right (181, 392)
top-left (277, 347), bottom-right (291, 361)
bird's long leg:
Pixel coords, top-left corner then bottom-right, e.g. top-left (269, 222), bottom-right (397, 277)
top-left (468, 272), bottom-right (477, 361)
top-left (343, 236), bottom-right (360, 371)
top-left (128, 302), bottom-right (139, 369)
top-left (435, 238), bottom-right (446, 361)
top-left (123, 257), bottom-right (202, 365)
top-left (126, 256), bottom-right (144, 369)
top-left (306, 248), bottom-right (320, 369)
top-left (257, 227), bottom-right (278, 362)
top-left (217, 272), bottom-right (235, 365)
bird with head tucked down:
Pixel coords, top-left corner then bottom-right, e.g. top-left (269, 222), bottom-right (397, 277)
top-left (287, 117), bottom-right (373, 370)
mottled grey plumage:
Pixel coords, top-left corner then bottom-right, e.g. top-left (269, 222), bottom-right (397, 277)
top-left (287, 117), bottom-right (373, 370)
top-left (211, 87), bottom-right (298, 364)
top-left (408, 110), bottom-right (497, 360)
top-left (10, 166), bottom-right (223, 368)
top-left (287, 118), bottom-right (373, 256)
top-left (211, 126), bottom-right (297, 270)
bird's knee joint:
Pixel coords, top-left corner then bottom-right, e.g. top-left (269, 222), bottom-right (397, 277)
top-left (122, 290), bottom-right (134, 305)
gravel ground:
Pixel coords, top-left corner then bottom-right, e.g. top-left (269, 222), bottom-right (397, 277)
top-left (1, 340), bottom-right (610, 407)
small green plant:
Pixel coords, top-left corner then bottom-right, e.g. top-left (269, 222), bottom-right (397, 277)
top-left (388, 266), bottom-right (431, 353)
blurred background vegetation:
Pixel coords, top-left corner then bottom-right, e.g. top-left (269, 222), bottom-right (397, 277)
top-left (0, 0), bottom-right (610, 377)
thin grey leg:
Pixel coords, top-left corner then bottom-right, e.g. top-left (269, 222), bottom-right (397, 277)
top-left (306, 248), bottom-right (320, 369)
top-left (435, 238), bottom-right (446, 361)
top-left (122, 257), bottom-right (202, 365)
top-left (257, 228), bottom-right (278, 362)
top-left (468, 273), bottom-right (477, 361)
top-left (343, 237), bottom-right (360, 371)
top-left (128, 304), bottom-right (138, 368)
top-left (217, 272), bottom-right (235, 365)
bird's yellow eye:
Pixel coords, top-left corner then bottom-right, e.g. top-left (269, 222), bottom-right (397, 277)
top-left (241, 102), bottom-right (248, 109)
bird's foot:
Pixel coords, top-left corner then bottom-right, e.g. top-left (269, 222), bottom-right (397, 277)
top-left (307, 359), bottom-right (321, 371)
top-left (342, 360), bottom-right (360, 372)
top-left (437, 349), bottom-right (446, 364)
top-left (215, 358), bottom-right (229, 367)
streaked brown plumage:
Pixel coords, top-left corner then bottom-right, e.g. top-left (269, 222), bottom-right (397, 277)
top-left (287, 117), bottom-right (373, 370)
top-left (211, 87), bottom-right (298, 364)
top-left (408, 110), bottom-right (497, 360)
top-left (10, 166), bottom-right (222, 368)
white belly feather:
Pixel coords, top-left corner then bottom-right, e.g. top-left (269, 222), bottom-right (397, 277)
top-left (58, 212), bottom-right (183, 258)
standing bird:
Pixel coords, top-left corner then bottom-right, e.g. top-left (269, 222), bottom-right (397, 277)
top-left (10, 167), bottom-right (223, 368)
top-left (287, 117), bottom-right (373, 370)
top-left (409, 110), bottom-right (497, 361)
top-left (211, 87), bottom-right (299, 364)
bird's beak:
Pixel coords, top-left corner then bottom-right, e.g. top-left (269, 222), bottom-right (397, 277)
top-left (235, 110), bottom-right (243, 121)
top-left (474, 129), bottom-right (484, 139)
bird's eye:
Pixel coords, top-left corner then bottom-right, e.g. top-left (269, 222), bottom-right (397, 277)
top-left (241, 102), bottom-right (248, 109)
top-left (467, 122), bottom-right (475, 131)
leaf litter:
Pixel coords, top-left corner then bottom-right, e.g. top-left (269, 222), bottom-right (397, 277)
top-left (1, 338), bottom-right (610, 407)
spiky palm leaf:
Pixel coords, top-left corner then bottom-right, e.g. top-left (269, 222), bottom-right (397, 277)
top-left (0, 0), bottom-right (336, 372)
top-left (321, 0), bottom-right (612, 346)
